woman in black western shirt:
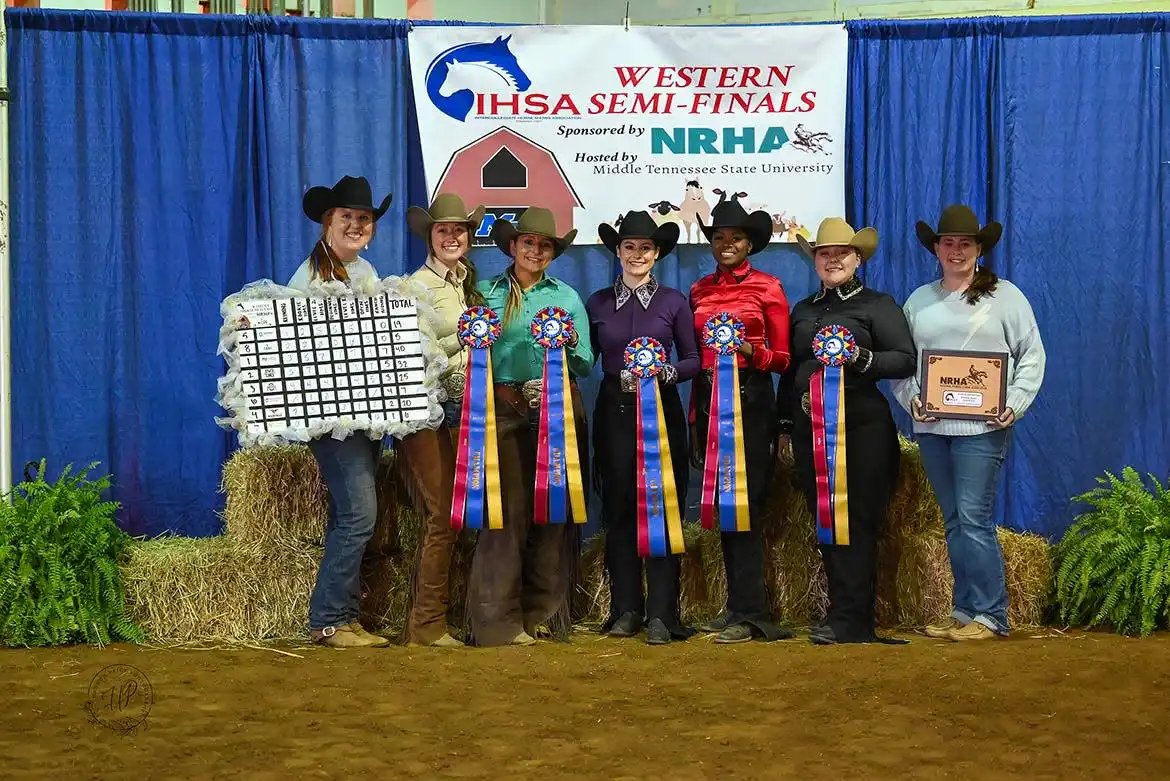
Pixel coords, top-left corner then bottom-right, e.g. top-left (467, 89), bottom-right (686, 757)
top-left (777, 218), bottom-right (917, 645)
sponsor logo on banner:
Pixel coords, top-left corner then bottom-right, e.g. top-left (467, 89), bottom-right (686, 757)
top-left (408, 25), bottom-right (848, 246)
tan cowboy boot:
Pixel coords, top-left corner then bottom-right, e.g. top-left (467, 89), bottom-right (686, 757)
top-left (347, 622), bottom-right (391, 647)
top-left (310, 624), bottom-right (382, 648)
top-left (509, 631), bottom-right (537, 646)
top-left (924, 617), bottom-right (964, 638)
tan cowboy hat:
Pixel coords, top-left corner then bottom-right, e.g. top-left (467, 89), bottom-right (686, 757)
top-left (406, 192), bottom-right (486, 241)
top-left (490, 207), bottom-right (577, 259)
top-left (797, 217), bottom-right (879, 262)
top-left (915, 205), bottom-right (1002, 253)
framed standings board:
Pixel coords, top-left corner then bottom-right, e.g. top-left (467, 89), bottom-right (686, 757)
top-left (216, 279), bottom-right (446, 447)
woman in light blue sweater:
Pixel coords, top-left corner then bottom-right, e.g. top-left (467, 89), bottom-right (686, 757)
top-left (894, 205), bottom-right (1046, 642)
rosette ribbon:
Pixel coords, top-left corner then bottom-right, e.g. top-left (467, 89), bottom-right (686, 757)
top-left (810, 324), bottom-right (856, 546)
top-left (699, 313), bottom-right (750, 532)
top-left (530, 306), bottom-right (587, 526)
top-left (450, 306), bottom-right (503, 531)
top-left (624, 337), bottom-right (685, 558)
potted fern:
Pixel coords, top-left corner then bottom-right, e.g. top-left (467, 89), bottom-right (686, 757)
top-left (0, 461), bottom-right (145, 647)
top-left (1053, 467), bottom-right (1170, 637)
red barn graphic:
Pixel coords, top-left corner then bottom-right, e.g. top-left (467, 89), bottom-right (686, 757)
top-left (432, 127), bottom-right (583, 247)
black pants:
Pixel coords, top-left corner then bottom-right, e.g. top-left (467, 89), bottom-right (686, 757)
top-left (792, 405), bottom-right (900, 641)
top-left (694, 369), bottom-right (786, 639)
top-left (593, 377), bottom-right (689, 633)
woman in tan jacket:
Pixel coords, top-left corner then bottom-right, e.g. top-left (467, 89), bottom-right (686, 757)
top-left (396, 193), bottom-right (486, 647)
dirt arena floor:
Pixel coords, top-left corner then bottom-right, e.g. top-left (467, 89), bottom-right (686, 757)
top-left (3, 627), bottom-right (1168, 780)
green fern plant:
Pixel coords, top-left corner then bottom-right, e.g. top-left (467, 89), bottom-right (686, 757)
top-left (0, 460), bottom-right (145, 647)
top-left (1053, 467), bottom-right (1170, 637)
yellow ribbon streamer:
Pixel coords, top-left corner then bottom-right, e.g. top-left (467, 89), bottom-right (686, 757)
top-left (730, 360), bottom-right (751, 532)
top-left (654, 381), bottom-right (686, 554)
top-left (560, 357), bottom-right (588, 525)
top-left (831, 373), bottom-right (850, 545)
top-left (483, 356), bottom-right (504, 530)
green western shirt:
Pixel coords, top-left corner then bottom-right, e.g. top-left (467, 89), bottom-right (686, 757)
top-left (478, 273), bottom-right (594, 383)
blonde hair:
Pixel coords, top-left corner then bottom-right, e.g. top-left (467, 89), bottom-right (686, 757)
top-left (502, 264), bottom-right (524, 326)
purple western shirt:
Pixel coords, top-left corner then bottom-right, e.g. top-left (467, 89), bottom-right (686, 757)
top-left (586, 275), bottom-right (700, 383)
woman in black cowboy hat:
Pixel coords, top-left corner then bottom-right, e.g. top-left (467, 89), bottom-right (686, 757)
top-left (688, 194), bottom-right (795, 644)
top-left (585, 210), bottom-right (700, 645)
top-left (286, 175), bottom-right (394, 649)
top-left (289, 175), bottom-right (392, 291)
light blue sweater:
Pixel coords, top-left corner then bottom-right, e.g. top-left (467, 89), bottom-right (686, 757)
top-left (893, 279), bottom-right (1046, 437)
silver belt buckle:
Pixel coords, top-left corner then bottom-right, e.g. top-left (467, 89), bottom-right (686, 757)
top-left (521, 380), bottom-right (543, 409)
top-left (442, 371), bottom-right (466, 403)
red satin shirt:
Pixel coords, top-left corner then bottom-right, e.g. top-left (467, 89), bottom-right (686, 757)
top-left (689, 260), bottom-right (792, 374)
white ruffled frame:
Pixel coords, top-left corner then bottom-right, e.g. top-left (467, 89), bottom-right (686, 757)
top-left (214, 274), bottom-right (450, 448)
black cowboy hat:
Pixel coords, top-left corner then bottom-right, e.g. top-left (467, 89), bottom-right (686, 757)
top-left (698, 195), bottom-right (773, 255)
top-left (303, 175), bottom-right (392, 224)
top-left (915, 204), bottom-right (1002, 254)
top-left (597, 210), bottom-right (680, 258)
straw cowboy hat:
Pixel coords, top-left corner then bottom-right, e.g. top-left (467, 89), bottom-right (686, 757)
top-left (490, 207), bottom-right (577, 259)
top-left (915, 204), bottom-right (1002, 253)
top-left (598, 210), bottom-right (680, 258)
top-left (797, 217), bottom-right (879, 262)
top-left (698, 196), bottom-right (773, 255)
top-left (303, 175), bottom-right (392, 224)
top-left (406, 192), bottom-right (486, 241)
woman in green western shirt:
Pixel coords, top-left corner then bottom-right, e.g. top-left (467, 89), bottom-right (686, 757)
top-left (466, 207), bottom-right (594, 647)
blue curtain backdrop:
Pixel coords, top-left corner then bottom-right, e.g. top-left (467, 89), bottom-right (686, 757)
top-left (6, 9), bottom-right (1167, 540)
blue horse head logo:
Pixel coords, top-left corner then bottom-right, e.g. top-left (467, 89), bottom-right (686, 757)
top-left (425, 35), bottom-right (532, 122)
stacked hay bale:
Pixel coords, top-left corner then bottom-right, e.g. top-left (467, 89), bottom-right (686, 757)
top-left (119, 445), bottom-right (433, 644)
top-left (122, 436), bottom-right (1053, 644)
top-left (577, 437), bottom-right (1053, 632)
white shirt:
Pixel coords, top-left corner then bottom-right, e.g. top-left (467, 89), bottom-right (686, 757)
top-left (286, 256), bottom-right (380, 294)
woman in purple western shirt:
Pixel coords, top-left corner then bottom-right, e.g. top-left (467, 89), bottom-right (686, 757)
top-left (586, 210), bottom-right (701, 645)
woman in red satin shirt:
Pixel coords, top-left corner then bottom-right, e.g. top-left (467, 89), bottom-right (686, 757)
top-left (689, 194), bottom-right (795, 645)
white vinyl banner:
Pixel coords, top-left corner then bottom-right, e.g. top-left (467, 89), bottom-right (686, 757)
top-left (407, 23), bottom-right (848, 248)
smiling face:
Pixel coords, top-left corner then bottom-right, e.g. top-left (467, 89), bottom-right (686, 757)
top-left (712, 228), bottom-right (750, 268)
top-left (935, 235), bottom-right (981, 277)
top-left (618, 238), bottom-right (659, 280)
top-left (510, 234), bottom-right (556, 279)
top-left (324, 208), bottom-right (375, 260)
top-left (430, 221), bottom-right (470, 267)
top-left (814, 245), bottom-right (861, 288)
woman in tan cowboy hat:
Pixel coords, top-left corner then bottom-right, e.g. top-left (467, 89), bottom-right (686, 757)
top-left (465, 207), bottom-right (594, 647)
top-left (893, 205), bottom-right (1046, 642)
top-left (778, 217), bottom-right (916, 645)
top-left (394, 192), bottom-right (487, 648)
top-left (688, 194), bottom-right (794, 645)
top-left (286, 175), bottom-right (393, 648)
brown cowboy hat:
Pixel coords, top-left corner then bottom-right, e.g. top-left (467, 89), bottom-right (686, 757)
top-left (797, 217), bottom-right (879, 262)
top-left (598, 210), bottom-right (680, 258)
top-left (490, 207), bottom-right (577, 259)
top-left (406, 192), bottom-right (486, 242)
top-left (915, 205), bottom-right (1002, 253)
top-left (303, 175), bottom-right (392, 224)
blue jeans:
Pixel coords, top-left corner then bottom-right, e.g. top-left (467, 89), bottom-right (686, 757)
top-left (916, 429), bottom-right (1011, 635)
top-left (307, 434), bottom-right (381, 631)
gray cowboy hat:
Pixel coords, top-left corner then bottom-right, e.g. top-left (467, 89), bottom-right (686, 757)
top-left (490, 207), bottom-right (577, 259)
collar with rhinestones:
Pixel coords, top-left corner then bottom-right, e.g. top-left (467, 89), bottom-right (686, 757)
top-left (615, 274), bottom-right (659, 310)
top-left (813, 275), bottom-right (864, 302)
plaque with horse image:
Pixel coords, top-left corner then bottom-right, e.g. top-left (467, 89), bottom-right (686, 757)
top-left (919, 349), bottom-right (1009, 421)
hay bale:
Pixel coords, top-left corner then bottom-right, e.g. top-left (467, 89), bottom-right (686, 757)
top-left (120, 536), bottom-right (322, 644)
top-left (220, 445), bottom-right (401, 554)
top-left (1000, 527), bottom-right (1053, 629)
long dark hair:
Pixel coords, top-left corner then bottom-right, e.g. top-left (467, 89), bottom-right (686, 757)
top-left (963, 261), bottom-right (999, 305)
